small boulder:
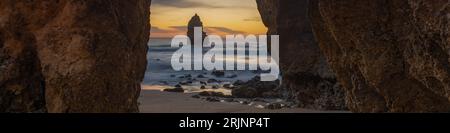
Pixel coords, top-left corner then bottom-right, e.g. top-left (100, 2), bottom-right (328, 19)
top-left (266, 103), bottom-right (283, 110)
top-left (211, 70), bottom-right (225, 77)
top-left (232, 86), bottom-right (258, 98)
top-left (207, 78), bottom-right (219, 83)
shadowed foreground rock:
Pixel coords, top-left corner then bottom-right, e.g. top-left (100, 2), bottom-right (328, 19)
top-left (256, 0), bottom-right (346, 110)
top-left (0, 0), bottom-right (151, 113)
top-left (309, 0), bottom-right (450, 112)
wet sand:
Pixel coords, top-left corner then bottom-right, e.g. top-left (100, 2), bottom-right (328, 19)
top-left (139, 85), bottom-right (348, 113)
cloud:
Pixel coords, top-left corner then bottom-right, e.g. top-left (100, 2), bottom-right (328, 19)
top-left (152, 0), bottom-right (223, 8)
top-left (242, 17), bottom-right (261, 22)
top-left (168, 26), bottom-right (187, 31)
top-left (205, 27), bottom-right (246, 34)
top-left (151, 26), bottom-right (247, 38)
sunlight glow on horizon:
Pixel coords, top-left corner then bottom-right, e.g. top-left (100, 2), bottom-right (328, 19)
top-left (150, 0), bottom-right (267, 38)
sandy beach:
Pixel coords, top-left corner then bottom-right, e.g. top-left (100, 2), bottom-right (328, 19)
top-left (139, 85), bottom-right (348, 113)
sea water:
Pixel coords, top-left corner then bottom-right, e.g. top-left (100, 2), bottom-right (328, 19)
top-left (142, 38), bottom-right (262, 92)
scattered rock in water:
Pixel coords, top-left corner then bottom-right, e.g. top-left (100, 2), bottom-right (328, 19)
top-left (170, 75), bottom-right (176, 77)
top-left (200, 81), bottom-right (207, 85)
top-left (200, 85), bottom-right (206, 89)
top-left (211, 70), bottom-right (225, 77)
top-left (163, 87), bottom-right (184, 93)
top-left (156, 58), bottom-right (161, 61)
top-left (191, 95), bottom-right (201, 99)
top-left (212, 85), bottom-right (220, 89)
top-left (223, 84), bottom-right (232, 89)
top-left (174, 84), bottom-right (182, 88)
top-left (178, 82), bottom-right (187, 85)
top-left (197, 74), bottom-right (206, 78)
top-left (198, 91), bottom-right (226, 97)
top-left (207, 78), bottom-right (219, 83)
top-left (159, 81), bottom-right (169, 85)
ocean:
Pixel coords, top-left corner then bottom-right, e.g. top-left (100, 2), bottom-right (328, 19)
top-left (142, 38), bottom-right (266, 93)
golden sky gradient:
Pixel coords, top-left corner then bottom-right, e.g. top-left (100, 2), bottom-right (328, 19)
top-left (150, 0), bottom-right (267, 38)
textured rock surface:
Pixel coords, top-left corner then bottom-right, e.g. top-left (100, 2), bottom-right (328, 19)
top-left (0, 0), bottom-right (151, 112)
top-left (309, 0), bottom-right (450, 112)
top-left (256, 0), bottom-right (346, 110)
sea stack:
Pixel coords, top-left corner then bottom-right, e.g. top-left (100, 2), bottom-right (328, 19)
top-left (187, 13), bottom-right (207, 45)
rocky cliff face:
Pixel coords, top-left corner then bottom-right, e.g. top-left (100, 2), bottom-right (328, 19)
top-left (0, 0), bottom-right (151, 112)
top-left (256, 0), bottom-right (346, 110)
top-left (309, 0), bottom-right (450, 112)
top-left (256, 0), bottom-right (450, 112)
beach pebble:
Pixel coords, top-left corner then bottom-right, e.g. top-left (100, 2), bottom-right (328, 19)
top-left (174, 84), bottom-right (182, 88)
top-left (266, 103), bottom-right (283, 110)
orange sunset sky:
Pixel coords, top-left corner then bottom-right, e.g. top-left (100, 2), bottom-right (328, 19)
top-left (150, 0), bottom-right (267, 38)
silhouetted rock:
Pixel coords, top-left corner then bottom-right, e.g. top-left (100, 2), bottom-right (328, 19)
top-left (187, 14), bottom-right (207, 44)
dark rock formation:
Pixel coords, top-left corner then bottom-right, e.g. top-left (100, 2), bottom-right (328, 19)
top-left (256, 0), bottom-right (346, 110)
top-left (0, 0), bottom-right (151, 112)
top-left (232, 76), bottom-right (280, 98)
top-left (187, 13), bottom-right (207, 45)
top-left (309, 0), bottom-right (450, 112)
